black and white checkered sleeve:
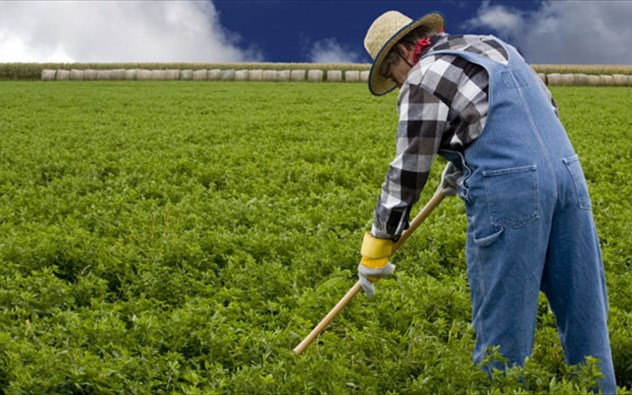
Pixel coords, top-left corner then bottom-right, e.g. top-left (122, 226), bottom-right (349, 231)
top-left (371, 81), bottom-right (450, 240)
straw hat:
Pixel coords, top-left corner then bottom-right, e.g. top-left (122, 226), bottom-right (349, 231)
top-left (364, 10), bottom-right (444, 96)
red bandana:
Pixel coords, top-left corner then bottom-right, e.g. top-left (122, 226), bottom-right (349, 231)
top-left (412, 30), bottom-right (444, 64)
top-left (412, 37), bottom-right (432, 64)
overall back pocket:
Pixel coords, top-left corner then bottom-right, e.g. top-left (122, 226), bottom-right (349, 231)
top-left (483, 165), bottom-right (540, 228)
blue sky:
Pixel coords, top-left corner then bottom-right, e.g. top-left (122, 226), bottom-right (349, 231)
top-left (213, 0), bottom-right (541, 63)
top-left (1, 1), bottom-right (631, 65)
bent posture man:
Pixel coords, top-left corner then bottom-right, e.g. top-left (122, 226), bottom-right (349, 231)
top-left (357, 10), bottom-right (616, 393)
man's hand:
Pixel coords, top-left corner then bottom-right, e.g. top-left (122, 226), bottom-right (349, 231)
top-left (358, 232), bottom-right (396, 297)
top-left (438, 162), bottom-right (462, 197)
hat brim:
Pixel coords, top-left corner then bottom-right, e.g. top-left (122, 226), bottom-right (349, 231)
top-left (368, 12), bottom-right (445, 96)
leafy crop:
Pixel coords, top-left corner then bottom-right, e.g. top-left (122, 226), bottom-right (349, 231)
top-left (0, 81), bottom-right (630, 394)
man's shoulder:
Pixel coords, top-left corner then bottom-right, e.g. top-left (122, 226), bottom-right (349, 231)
top-left (426, 34), bottom-right (509, 65)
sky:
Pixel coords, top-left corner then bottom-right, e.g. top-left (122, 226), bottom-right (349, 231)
top-left (0, 1), bottom-right (631, 65)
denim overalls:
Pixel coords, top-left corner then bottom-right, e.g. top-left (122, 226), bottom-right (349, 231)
top-left (425, 38), bottom-right (616, 393)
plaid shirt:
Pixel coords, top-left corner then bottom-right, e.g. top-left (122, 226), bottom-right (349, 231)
top-left (372, 34), bottom-right (558, 240)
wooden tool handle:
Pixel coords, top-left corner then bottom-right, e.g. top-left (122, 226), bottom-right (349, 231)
top-left (392, 188), bottom-right (447, 253)
top-left (292, 281), bottom-right (363, 355)
top-left (292, 188), bottom-right (449, 355)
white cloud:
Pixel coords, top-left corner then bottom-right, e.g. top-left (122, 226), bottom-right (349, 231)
top-left (468, 4), bottom-right (524, 37)
top-left (0, 1), bottom-right (262, 63)
top-left (464, 1), bottom-right (632, 64)
top-left (309, 38), bottom-right (363, 64)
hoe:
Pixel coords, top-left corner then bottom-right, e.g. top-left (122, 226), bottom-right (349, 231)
top-left (293, 188), bottom-right (449, 355)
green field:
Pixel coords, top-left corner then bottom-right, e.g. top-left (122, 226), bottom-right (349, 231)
top-left (1, 81), bottom-right (631, 393)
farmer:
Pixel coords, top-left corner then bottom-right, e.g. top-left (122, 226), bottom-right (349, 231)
top-left (357, 10), bottom-right (617, 393)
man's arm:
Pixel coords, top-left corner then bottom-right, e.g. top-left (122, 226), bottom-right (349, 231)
top-left (371, 81), bottom-right (450, 240)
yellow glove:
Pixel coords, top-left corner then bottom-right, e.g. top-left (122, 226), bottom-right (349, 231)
top-left (358, 232), bottom-right (396, 297)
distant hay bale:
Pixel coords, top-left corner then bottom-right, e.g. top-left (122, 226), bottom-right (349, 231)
top-left (235, 70), bottom-right (248, 81)
top-left (180, 70), bottom-right (193, 80)
top-left (125, 69), bottom-right (139, 80)
top-left (85, 69), bottom-right (98, 80)
top-left (277, 70), bottom-right (290, 81)
top-left (137, 69), bottom-right (152, 81)
top-left (42, 69), bottom-right (57, 81)
top-left (537, 73), bottom-right (546, 84)
top-left (262, 70), bottom-right (277, 81)
top-left (69, 69), bottom-right (85, 81)
top-left (248, 70), bottom-right (263, 81)
top-left (290, 70), bottom-right (306, 81)
top-left (97, 70), bottom-right (112, 80)
top-left (559, 74), bottom-right (575, 86)
top-left (547, 73), bottom-right (561, 86)
top-left (307, 70), bottom-right (324, 82)
top-left (221, 70), bottom-right (235, 81)
top-left (111, 69), bottom-right (126, 80)
top-left (164, 70), bottom-right (179, 80)
top-left (326, 70), bottom-right (342, 82)
top-left (208, 69), bottom-right (220, 81)
top-left (150, 70), bottom-right (166, 80)
top-left (192, 70), bottom-right (208, 81)
top-left (574, 73), bottom-right (588, 86)
top-left (55, 69), bottom-right (70, 80)
top-left (586, 75), bottom-right (601, 86)
top-left (345, 70), bottom-right (360, 82)
top-left (612, 74), bottom-right (629, 86)
top-left (360, 70), bottom-right (369, 83)
top-left (599, 75), bottom-right (614, 86)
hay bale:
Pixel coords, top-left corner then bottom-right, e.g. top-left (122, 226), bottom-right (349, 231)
top-left (162, 70), bottom-right (178, 80)
top-left (55, 69), bottom-right (70, 80)
top-left (137, 69), bottom-right (151, 80)
top-left (360, 70), bottom-right (369, 82)
top-left (125, 69), bottom-right (139, 80)
top-left (180, 70), bottom-right (193, 80)
top-left (42, 69), bottom-right (57, 81)
top-left (327, 70), bottom-right (343, 82)
top-left (69, 69), bottom-right (85, 81)
top-left (290, 70), bottom-right (306, 81)
top-left (111, 69), bottom-right (126, 80)
top-left (612, 74), bottom-right (629, 86)
top-left (208, 69), bottom-right (220, 81)
top-left (345, 70), bottom-right (360, 82)
top-left (308, 69), bottom-right (324, 82)
top-left (234, 70), bottom-right (248, 81)
top-left (150, 70), bottom-right (166, 80)
top-left (574, 74), bottom-right (589, 86)
top-left (192, 70), bottom-right (208, 81)
top-left (277, 70), bottom-right (290, 81)
top-left (85, 69), bottom-right (98, 80)
top-left (586, 75), bottom-right (601, 86)
top-left (547, 73), bottom-right (561, 86)
top-left (97, 70), bottom-right (112, 80)
top-left (559, 74), bottom-right (575, 86)
top-left (248, 70), bottom-right (263, 81)
top-left (537, 73), bottom-right (546, 84)
top-left (221, 70), bottom-right (235, 81)
top-left (599, 75), bottom-right (614, 86)
top-left (262, 70), bottom-right (277, 81)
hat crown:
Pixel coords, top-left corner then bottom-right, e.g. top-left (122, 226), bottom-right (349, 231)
top-left (364, 10), bottom-right (412, 60)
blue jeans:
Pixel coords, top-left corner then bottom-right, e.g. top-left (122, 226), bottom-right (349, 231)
top-left (463, 159), bottom-right (616, 394)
